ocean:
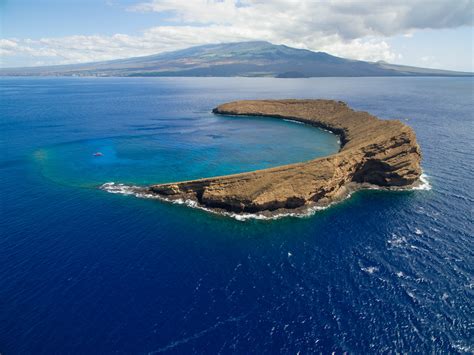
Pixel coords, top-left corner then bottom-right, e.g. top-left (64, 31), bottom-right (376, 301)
top-left (0, 77), bottom-right (472, 353)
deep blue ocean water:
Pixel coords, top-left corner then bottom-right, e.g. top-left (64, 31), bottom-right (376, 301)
top-left (0, 77), bottom-right (472, 353)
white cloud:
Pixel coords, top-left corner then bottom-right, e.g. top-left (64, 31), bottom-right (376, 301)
top-left (129, 0), bottom-right (473, 38)
top-left (1, 0), bottom-right (472, 67)
top-left (0, 39), bottom-right (19, 55)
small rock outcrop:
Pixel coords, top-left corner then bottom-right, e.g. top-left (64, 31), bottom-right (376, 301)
top-left (149, 100), bottom-right (422, 215)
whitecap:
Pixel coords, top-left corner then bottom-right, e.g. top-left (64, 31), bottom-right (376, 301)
top-left (361, 266), bottom-right (379, 274)
top-left (406, 291), bottom-right (417, 301)
top-left (453, 343), bottom-right (474, 353)
top-left (387, 234), bottom-right (407, 247)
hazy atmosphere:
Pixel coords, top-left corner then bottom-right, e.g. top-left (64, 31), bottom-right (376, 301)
top-left (1, 0), bottom-right (473, 71)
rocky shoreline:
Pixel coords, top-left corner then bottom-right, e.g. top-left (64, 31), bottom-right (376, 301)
top-left (148, 100), bottom-right (422, 215)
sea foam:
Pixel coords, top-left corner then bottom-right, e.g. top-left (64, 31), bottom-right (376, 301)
top-left (410, 173), bottom-right (432, 191)
top-left (100, 182), bottom-right (331, 221)
top-left (100, 173), bottom-right (431, 221)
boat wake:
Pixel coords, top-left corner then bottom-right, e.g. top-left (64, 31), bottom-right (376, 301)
top-left (100, 173), bottom-right (431, 221)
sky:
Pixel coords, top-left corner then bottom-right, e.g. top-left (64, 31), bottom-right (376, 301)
top-left (1, 0), bottom-right (473, 71)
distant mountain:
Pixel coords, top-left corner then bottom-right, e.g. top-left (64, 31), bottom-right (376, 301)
top-left (1, 41), bottom-right (472, 77)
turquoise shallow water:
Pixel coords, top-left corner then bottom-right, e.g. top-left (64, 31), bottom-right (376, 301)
top-left (35, 114), bottom-right (338, 188)
top-left (0, 77), bottom-right (472, 353)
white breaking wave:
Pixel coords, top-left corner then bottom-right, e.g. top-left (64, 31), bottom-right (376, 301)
top-left (282, 119), bottom-right (338, 136)
top-left (100, 182), bottom-right (152, 197)
top-left (100, 172), bottom-right (431, 221)
top-left (358, 172), bottom-right (432, 192)
top-left (100, 182), bottom-right (332, 221)
top-left (410, 173), bottom-right (432, 191)
top-left (229, 204), bottom-right (330, 221)
top-left (282, 118), bottom-right (306, 125)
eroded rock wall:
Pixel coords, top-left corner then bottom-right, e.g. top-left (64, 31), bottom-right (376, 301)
top-left (150, 100), bottom-right (422, 213)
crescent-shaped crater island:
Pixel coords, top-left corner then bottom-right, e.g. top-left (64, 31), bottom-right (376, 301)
top-left (145, 99), bottom-right (422, 217)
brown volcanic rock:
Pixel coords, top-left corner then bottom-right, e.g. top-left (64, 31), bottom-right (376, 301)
top-left (149, 100), bottom-right (422, 214)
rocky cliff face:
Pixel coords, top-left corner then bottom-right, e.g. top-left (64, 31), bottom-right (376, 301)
top-left (149, 100), bottom-right (422, 214)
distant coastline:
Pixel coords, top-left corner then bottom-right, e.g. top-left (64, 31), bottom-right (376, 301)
top-left (1, 41), bottom-right (472, 78)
